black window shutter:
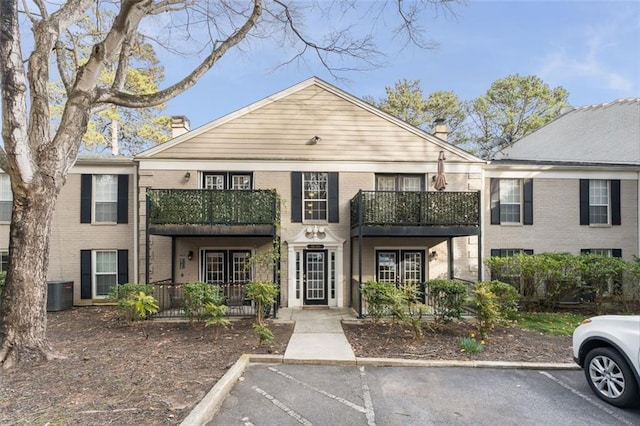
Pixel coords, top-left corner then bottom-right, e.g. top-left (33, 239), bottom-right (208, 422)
top-left (291, 172), bottom-right (302, 223)
top-left (523, 249), bottom-right (534, 255)
top-left (611, 179), bottom-right (621, 225)
top-left (117, 175), bottom-right (129, 224)
top-left (523, 179), bottom-right (533, 225)
top-left (612, 249), bottom-right (622, 258)
top-left (580, 249), bottom-right (590, 255)
top-left (490, 178), bottom-right (500, 225)
top-left (579, 179), bottom-right (589, 225)
top-left (328, 172), bottom-right (339, 223)
top-left (80, 250), bottom-right (92, 299)
top-left (117, 249), bottom-right (129, 284)
top-left (80, 174), bottom-right (92, 223)
top-left (490, 249), bottom-right (500, 257)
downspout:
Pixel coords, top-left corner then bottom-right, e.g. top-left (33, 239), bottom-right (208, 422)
top-left (480, 165), bottom-right (487, 281)
top-left (133, 163), bottom-right (138, 282)
top-left (477, 190), bottom-right (483, 281)
top-left (448, 237), bottom-right (454, 280)
top-left (637, 171), bottom-right (640, 259)
top-left (171, 237), bottom-right (175, 283)
top-left (145, 192), bottom-right (150, 284)
top-left (358, 190), bottom-right (364, 318)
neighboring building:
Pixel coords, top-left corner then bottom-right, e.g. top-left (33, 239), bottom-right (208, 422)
top-left (0, 157), bottom-right (137, 305)
top-left (485, 98), bottom-right (640, 269)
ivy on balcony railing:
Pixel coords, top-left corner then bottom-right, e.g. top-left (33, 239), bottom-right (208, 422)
top-left (350, 190), bottom-right (480, 227)
top-left (147, 189), bottom-right (279, 226)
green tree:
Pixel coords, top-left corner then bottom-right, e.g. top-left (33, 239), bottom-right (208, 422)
top-left (365, 79), bottom-right (467, 144)
top-left (466, 74), bottom-right (569, 157)
top-left (1, 0), bottom-right (460, 368)
top-left (50, 13), bottom-right (170, 155)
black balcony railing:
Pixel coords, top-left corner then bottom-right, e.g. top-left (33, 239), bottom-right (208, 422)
top-left (147, 189), bottom-right (279, 226)
top-left (350, 190), bottom-right (480, 227)
top-left (151, 282), bottom-right (268, 318)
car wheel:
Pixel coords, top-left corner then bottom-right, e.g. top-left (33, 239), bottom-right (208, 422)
top-left (584, 347), bottom-right (640, 408)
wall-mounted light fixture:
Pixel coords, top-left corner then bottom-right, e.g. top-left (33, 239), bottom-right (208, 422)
top-left (429, 250), bottom-right (438, 260)
top-left (184, 171), bottom-right (191, 182)
top-left (307, 135), bottom-right (321, 145)
top-left (188, 250), bottom-right (194, 261)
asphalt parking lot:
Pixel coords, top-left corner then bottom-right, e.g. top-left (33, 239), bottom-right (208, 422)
top-left (209, 364), bottom-right (640, 426)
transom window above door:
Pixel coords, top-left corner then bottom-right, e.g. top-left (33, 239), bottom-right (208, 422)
top-left (202, 172), bottom-right (252, 190)
top-left (375, 174), bottom-right (424, 191)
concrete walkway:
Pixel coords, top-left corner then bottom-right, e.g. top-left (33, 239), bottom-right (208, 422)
top-left (276, 307), bottom-right (357, 364)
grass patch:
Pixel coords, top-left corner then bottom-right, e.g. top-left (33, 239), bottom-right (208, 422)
top-left (514, 312), bottom-right (587, 336)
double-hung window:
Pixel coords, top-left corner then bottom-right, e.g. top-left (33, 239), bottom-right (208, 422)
top-left (499, 179), bottom-right (521, 223)
top-left (0, 174), bottom-right (12, 222)
top-left (589, 180), bottom-right (609, 224)
top-left (303, 172), bottom-right (328, 221)
top-left (80, 249), bottom-right (128, 299)
top-left (291, 172), bottom-right (338, 223)
top-left (94, 250), bottom-right (118, 297)
top-left (94, 175), bottom-right (118, 223)
top-left (490, 178), bottom-right (533, 225)
top-left (80, 174), bottom-right (129, 224)
top-left (580, 179), bottom-right (620, 226)
top-left (0, 249), bottom-right (8, 273)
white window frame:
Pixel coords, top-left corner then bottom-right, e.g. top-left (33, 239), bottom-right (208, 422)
top-left (92, 250), bottom-right (118, 298)
top-left (94, 175), bottom-right (118, 223)
top-left (0, 249), bottom-right (8, 273)
top-left (589, 179), bottom-right (610, 225)
top-left (204, 174), bottom-right (225, 190)
top-left (303, 172), bottom-right (328, 221)
top-left (376, 175), bottom-right (396, 191)
top-left (0, 175), bottom-right (12, 222)
top-left (499, 179), bottom-right (522, 224)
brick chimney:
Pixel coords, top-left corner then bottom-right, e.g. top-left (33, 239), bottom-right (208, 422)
top-left (171, 116), bottom-right (190, 138)
top-left (433, 118), bottom-right (449, 141)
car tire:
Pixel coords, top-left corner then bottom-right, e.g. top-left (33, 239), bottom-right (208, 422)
top-left (584, 347), bottom-right (640, 408)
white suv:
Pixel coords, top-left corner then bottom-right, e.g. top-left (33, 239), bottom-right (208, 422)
top-left (573, 315), bottom-right (640, 408)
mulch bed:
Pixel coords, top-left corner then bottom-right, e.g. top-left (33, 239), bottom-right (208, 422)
top-left (342, 320), bottom-right (573, 363)
top-left (1, 307), bottom-right (572, 425)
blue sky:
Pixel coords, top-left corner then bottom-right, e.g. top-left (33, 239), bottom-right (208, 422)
top-left (163, 1), bottom-right (640, 130)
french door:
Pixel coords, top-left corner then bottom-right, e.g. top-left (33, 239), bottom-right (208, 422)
top-left (202, 250), bottom-right (251, 305)
top-left (303, 250), bottom-right (328, 305)
top-left (376, 250), bottom-right (424, 285)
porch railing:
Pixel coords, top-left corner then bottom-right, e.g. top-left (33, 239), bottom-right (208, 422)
top-left (147, 189), bottom-right (279, 226)
top-left (152, 282), bottom-right (265, 318)
top-left (350, 190), bottom-right (480, 227)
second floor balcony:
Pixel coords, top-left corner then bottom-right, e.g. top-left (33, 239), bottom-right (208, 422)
top-left (147, 189), bottom-right (279, 236)
top-left (350, 190), bottom-right (480, 237)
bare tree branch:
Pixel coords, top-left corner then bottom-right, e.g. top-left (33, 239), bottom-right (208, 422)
top-left (97, 0), bottom-right (263, 108)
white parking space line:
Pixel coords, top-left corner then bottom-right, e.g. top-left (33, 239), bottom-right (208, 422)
top-left (539, 371), bottom-right (635, 426)
top-left (252, 386), bottom-right (313, 426)
top-left (359, 366), bottom-right (376, 426)
top-left (267, 366), bottom-right (368, 413)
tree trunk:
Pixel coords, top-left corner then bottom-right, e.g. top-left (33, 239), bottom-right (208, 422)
top-left (0, 179), bottom-right (62, 368)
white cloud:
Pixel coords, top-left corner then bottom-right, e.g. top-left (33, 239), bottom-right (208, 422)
top-left (537, 11), bottom-right (638, 94)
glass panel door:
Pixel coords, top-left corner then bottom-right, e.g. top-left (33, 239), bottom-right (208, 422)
top-left (304, 250), bottom-right (327, 305)
top-left (402, 251), bottom-right (423, 284)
